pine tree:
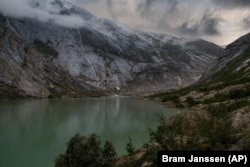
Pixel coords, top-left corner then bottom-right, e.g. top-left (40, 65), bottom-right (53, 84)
top-left (126, 136), bottom-right (135, 154)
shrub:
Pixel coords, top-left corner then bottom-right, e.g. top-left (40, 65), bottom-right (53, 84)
top-left (149, 112), bottom-right (238, 152)
top-left (228, 89), bottom-right (245, 99)
top-left (207, 103), bottom-right (228, 118)
top-left (243, 131), bottom-right (250, 150)
top-left (199, 118), bottom-right (237, 148)
top-left (198, 87), bottom-right (208, 92)
top-left (185, 96), bottom-right (197, 106)
top-left (55, 133), bottom-right (117, 167)
top-left (149, 116), bottom-right (186, 151)
top-left (228, 100), bottom-right (249, 112)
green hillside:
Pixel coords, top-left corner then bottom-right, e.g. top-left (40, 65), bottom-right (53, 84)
top-left (110, 39), bottom-right (250, 167)
top-left (152, 46), bottom-right (250, 112)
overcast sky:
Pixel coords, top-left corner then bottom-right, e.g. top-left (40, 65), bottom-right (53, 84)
top-left (0, 0), bottom-right (250, 45)
top-left (73, 0), bottom-right (250, 45)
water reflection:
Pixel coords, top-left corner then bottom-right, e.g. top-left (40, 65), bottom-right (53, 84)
top-left (0, 96), bottom-right (183, 167)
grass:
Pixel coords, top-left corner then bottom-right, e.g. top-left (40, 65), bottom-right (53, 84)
top-left (206, 101), bottom-right (244, 118)
top-left (152, 46), bottom-right (250, 108)
top-left (204, 46), bottom-right (250, 90)
top-left (203, 86), bottom-right (250, 104)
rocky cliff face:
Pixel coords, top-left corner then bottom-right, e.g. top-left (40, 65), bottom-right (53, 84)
top-left (0, 1), bottom-right (222, 98)
top-left (152, 31), bottom-right (250, 154)
top-left (202, 32), bottom-right (250, 82)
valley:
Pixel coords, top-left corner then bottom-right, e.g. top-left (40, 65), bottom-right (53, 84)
top-left (0, 1), bottom-right (249, 167)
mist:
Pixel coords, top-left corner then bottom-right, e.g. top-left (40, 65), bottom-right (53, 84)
top-left (0, 0), bottom-right (85, 28)
top-left (74, 0), bottom-right (250, 45)
top-left (1, 0), bottom-right (250, 45)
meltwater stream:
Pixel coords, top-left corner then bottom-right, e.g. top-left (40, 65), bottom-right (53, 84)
top-left (0, 96), bottom-right (183, 167)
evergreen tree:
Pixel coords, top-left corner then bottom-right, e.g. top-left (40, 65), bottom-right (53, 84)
top-left (102, 140), bottom-right (117, 167)
top-left (55, 133), bottom-right (113, 167)
top-left (126, 136), bottom-right (135, 154)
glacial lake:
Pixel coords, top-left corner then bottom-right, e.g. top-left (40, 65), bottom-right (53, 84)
top-left (0, 96), bottom-right (183, 167)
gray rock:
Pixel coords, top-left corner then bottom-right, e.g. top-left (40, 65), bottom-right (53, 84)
top-left (0, 2), bottom-right (222, 98)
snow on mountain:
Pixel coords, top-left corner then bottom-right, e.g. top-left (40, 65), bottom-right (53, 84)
top-left (0, 1), bottom-right (222, 98)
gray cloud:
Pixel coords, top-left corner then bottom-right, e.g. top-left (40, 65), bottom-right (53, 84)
top-left (211, 0), bottom-right (250, 9)
top-left (135, 0), bottom-right (222, 36)
top-left (133, 0), bottom-right (181, 34)
top-left (137, 0), bottom-right (154, 19)
top-left (201, 13), bottom-right (222, 35)
top-left (72, 0), bottom-right (101, 5)
top-left (203, 18), bottom-right (221, 35)
top-left (72, 0), bottom-right (116, 21)
top-left (107, 0), bottom-right (117, 20)
top-left (178, 20), bottom-right (199, 36)
top-left (137, 0), bottom-right (178, 21)
top-left (0, 0), bottom-right (85, 28)
top-left (72, 0), bottom-right (250, 44)
top-left (178, 16), bottom-right (221, 36)
top-left (0, 0), bottom-right (249, 45)
top-left (243, 16), bottom-right (250, 29)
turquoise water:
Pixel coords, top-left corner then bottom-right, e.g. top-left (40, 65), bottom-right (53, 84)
top-left (0, 96), bottom-right (183, 167)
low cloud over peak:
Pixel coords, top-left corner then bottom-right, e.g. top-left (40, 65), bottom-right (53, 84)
top-left (0, 0), bottom-right (85, 28)
top-left (1, 0), bottom-right (250, 45)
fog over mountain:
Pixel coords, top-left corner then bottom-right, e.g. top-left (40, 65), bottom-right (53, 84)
top-left (0, 0), bottom-right (222, 98)
top-left (0, 0), bottom-right (85, 27)
top-left (73, 0), bottom-right (250, 45)
top-left (1, 0), bottom-right (249, 45)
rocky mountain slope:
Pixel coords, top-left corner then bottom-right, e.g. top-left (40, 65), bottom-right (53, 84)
top-left (0, 0), bottom-right (222, 98)
top-left (200, 32), bottom-right (250, 83)
top-left (150, 31), bottom-right (250, 151)
top-left (53, 32), bottom-right (250, 166)
top-left (109, 32), bottom-right (250, 167)
top-left (153, 32), bottom-right (250, 112)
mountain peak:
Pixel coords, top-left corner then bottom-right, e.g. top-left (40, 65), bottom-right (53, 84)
top-left (0, 4), bottom-right (222, 98)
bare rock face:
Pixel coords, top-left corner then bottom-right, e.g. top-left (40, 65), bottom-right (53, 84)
top-left (202, 32), bottom-right (250, 82)
top-left (0, 2), bottom-right (222, 98)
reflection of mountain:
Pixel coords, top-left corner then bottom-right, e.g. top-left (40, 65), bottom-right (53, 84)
top-left (0, 97), bottom-right (179, 133)
top-left (0, 0), bottom-right (222, 98)
top-left (0, 97), bottom-right (181, 163)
